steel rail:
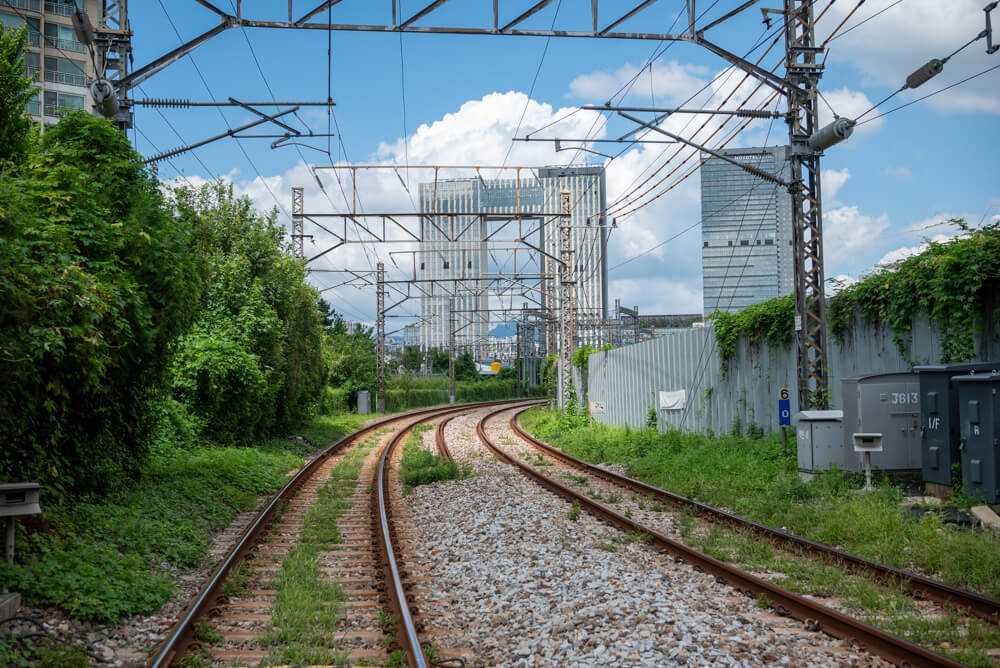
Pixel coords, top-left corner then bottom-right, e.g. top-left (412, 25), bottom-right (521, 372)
top-left (147, 399), bottom-right (527, 668)
top-left (509, 407), bottom-right (1000, 624)
top-left (475, 406), bottom-right (965, 668)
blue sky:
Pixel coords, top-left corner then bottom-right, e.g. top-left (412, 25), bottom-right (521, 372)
top-left (128, 1), bottom-right (1000, 325)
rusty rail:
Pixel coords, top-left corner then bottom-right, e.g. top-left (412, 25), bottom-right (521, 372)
top-left (509, 407), bottom-right (1000, 624)
top-left (147, 399), bottom-right (529, 668)
top-left (475, 405), bottom-right (965, 668)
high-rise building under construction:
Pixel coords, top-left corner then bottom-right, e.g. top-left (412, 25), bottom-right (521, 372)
top-left (417, 165), bottom-right (607, 359)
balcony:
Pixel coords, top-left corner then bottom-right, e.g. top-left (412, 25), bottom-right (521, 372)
top-left (45, 68), bottom-right (84, 86)
top-left (44, 34), bottom-right (83, 52)
top-left (26, 30), bottom-right (40, 46)
top-left (1, 0), bottom-right (42, 12)
top-left (43, 103), bottom-right (79, 117)
top-left (27, 98), bottom-right (40, 116)
top-left (44, 1), bottom-right (74, 16)
top-left (25, 64), bottom-right (39, 78)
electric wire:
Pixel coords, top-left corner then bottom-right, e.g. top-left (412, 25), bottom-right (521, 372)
top-left (824, 0), bottom-right (905, 46)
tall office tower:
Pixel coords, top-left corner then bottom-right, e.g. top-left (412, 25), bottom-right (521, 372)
top-left (700, 146), bottom-right (793, 314)
top-left (417, 165), bottom-right (607, 359)
top-left (1, 0), bottom-right (103, 125)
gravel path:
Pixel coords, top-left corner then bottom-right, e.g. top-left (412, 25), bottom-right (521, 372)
top-left (401, 406), bottom-right (889, 667)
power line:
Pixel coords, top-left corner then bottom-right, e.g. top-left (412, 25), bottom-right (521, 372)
top-left (857, 62), bottom-right (1000, 125)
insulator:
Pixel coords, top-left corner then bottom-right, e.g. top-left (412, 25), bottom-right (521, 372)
top-left (905, 58), bottom-right (943, 89)
top-left (72, 10), bottom-right (94, 47)
top-left (90, 80), bottom-right (119, 118)
top-left (808, 116), bottom-right (855, 151)
top-left (736, 108), bottom-right (774, 118)
top-left (137, 98), bottom-right (191, 109)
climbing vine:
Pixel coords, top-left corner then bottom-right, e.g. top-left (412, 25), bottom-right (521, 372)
top-left (711, 294), bottom-right (795, 373)
top-left (827, 220), bottom-right (1000, 363)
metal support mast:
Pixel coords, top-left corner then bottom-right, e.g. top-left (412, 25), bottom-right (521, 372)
top-left (376, 262), bottom-right (386, 413)
top-left (291, 186), bottom-right (304, 258)
top-left (93, 0), bottom-right (133, 128)
top-left (515, 320), bottom-right (522, 398)
top-left (448, 297), bottom-right (456, 405)
top-left (558, 190), bottom-right (575, 411)
top-left (784, 0), bottom-right (829, 409)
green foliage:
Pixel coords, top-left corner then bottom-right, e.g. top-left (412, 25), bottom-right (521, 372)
top-left (568, 499), bottom-right (581, 521)
top-left (454, 350), bottom-right (478, 381)
top-left (0, 25), bottom-right (36, 166)
top-left (0, 112), bottom-right (203, 498)
top-left (399, 427), bottom-right (461, 488)
top-left (572, 345), bottom-right (597, 373)
top-left (710, 294), bottom-right (795, 374)
top-left (828, 220), bottom-right (1000, 363)
top-left (400, 345), bottom-right (424, 371)
top-left (645, 406), bottom-right (658, 431)
top-left (325, 322), bottom-right (376, 405)
top-left (167, 182), bottom-right (326, 444)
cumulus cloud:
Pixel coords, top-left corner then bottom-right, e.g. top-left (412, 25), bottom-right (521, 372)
top-left (821, 168), bottom-right (851, 204)
top-left (609, 277), bottom-right (703, 314)
top-left (876, 233), bottom-right (953, 267)
top-left (821, 0), bottom-right (1000, 114)
top-left (826, 274), bottom-right (858, 297)
top-left (823, 205), bottom-right (891, 266)
top-left (817, 87), bottom-right (884, 134)
top-left (568, 60), bottom-right (710, 104)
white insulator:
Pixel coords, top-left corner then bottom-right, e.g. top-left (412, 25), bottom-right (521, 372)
top-left (808, 117), bottom-right (855, 151)
top-left (90, 80), bottom-right (120, 118)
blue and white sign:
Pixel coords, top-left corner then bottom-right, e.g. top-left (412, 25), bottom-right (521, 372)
top-left (778, 387), bottom-right (791, 426)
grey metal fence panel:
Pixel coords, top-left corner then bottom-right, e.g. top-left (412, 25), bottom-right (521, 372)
top-left (587, 314), bottom-right (997, 434)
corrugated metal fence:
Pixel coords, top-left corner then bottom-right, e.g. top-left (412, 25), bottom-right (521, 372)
top-left (586, 315), bottom-right (1000, 434)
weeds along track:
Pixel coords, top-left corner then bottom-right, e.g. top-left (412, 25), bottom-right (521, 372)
top-left (473, 405), bottom-right (967, 668)
top-left (509, 407), bottom-right (1000, 625)
top-left (147, 400), bottom-right (531, 668)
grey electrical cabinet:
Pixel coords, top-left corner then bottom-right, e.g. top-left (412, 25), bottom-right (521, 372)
top-left (914, 363), bottom-right (999, 487)
top-left (955, 374), bottom-right (1000, 503)
top-left (357, 390), bottom-right (371, 415)
top-left (841, 373), bottom-right (921, 473)
top-left (795, 410), bottom-right (844, 473)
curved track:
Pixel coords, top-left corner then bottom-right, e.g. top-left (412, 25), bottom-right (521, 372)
top-left (147, 400), bottom-right (532, 668)
top-left (509, 407), bottom-right (1000, 624)
top-left (474, 404), bottom-right (965, 668)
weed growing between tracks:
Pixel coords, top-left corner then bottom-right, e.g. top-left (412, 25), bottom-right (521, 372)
top-left (0, 410), bottom-right (368, 625)
top-left (258, 435), bottom-right (377, 665)
top-left (521, 408), bottom-right (1000, 666)
top-left (398, 425), bottom-right (467, 493)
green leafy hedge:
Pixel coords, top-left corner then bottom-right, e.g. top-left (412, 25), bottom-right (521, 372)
top-left (710, 294), bottom-right (795, 372)
top-left (828, 220), bottom-right (1000, 363)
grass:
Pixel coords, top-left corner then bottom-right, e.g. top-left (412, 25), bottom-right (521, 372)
top-left (520, 407), bottom-right (1000, 666)
top-left (568, 500), bottom-right (581, 521)
top-left (398, 425), bottom-right (465, 491)
top-left (0, 637), bottom-right (90, 668)
top-left (0, 405), bottom-right (369, 625)
top-left (258, 433), bottom-right (376, 666)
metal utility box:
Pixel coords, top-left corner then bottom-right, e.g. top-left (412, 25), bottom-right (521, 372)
top-left (795, 410), bottom-right (844, 472)
top-left (0, 483), bottom-right (40, 518)
top-left (357, 390), bottom-right (371, 415)
top-left (955, 374), bottom-right (1000, 503)
top-left (914, 363), bottom-right (999, 486)
top-left (841, 373), bottom-right (921, 473)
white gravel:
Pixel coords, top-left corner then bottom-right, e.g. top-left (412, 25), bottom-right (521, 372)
top-left (399, 406), bottom-right (889, 667)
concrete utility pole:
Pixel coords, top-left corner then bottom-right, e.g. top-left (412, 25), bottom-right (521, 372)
top-left (784, 0), bottom-right (830, 410)
top-left (291, 186), bottom-right (304, 259)
top-left (559, 190), bottom-right (575, 411)
top-left (376, 262), bottom-right (385, 413)
top-left (448, 297), bottom-right (456, 405)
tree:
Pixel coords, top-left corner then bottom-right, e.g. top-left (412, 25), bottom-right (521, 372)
top-left (454, 351), bottom-right (479, 381)
top-left (0, 112), bottom-right (203, 497)
top-left (428, 348), bottom-right (449, 373)
top-left (326, 322), bottom-right (377, 403)
top-left (0, 25), bottom-right (35, 166)
top-left (317, 298), bottom-right (344, 332)
top-left (401, 345), bottom-right (424, 372)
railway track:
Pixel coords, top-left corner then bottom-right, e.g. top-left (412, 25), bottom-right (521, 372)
top-left (147, 400), bottom-right (533, 668)
top-left (508, 406), bottom-right (1000, 624)
top-left (474, 404), bottom-right (968, 668)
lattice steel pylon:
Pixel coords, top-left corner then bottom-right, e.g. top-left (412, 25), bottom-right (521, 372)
top-left (376, 262), bottom-right (386, 413)
top-left (94, 0), bottom-right (133, 128)
top-left (291, 186), bottom-right (304, 259)
top-left (558, 190), bottom-right (575, 411)
top-left (784, 0), bottom-right (829, 410)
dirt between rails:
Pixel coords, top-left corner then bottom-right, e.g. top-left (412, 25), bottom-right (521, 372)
top-left (10, 411), bottom-right (409, 668)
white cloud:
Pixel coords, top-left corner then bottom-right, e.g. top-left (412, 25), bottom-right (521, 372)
top-left (823, 205), bottom-right (891, 266)
top-left (568, 60), bottom-right (710, 104)
top-left (822, 0), bottom-right (1000, 114)
top-left (826, 274), bottom-right (858, 297)
top-left (609, 277), bottom-right (703, 314)
top-left (876, 233), bottom-right (953, 267)
top-left (883, 167), bottom-right (912, 179)
top-left (821, 168), bottom-right (851, 203)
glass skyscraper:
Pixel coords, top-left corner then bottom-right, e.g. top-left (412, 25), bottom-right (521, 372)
top-left (700, 146), bottom-right (793, 314)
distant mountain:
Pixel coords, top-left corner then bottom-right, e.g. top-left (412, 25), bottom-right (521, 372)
top-left (489, 323), bottom-right (516, 338)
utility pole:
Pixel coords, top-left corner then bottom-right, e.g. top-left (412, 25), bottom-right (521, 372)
top-left (291, 186), bottom-right (304, 259)
top-left (376, 262), bottom-right (385, 413)
top-left (784, 0), bottom-right (829, 410)
top-left (559, 190), bottom-right (575, 411)
top-left (515, 320), bottom-right (522, 398)
top-left (448, 297), bottom-right (456, 405)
